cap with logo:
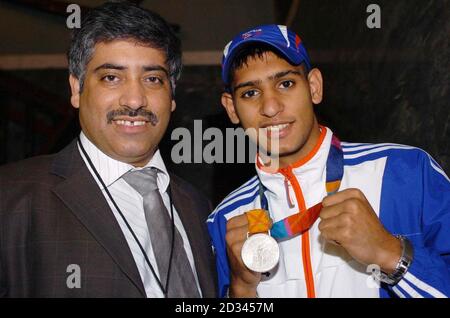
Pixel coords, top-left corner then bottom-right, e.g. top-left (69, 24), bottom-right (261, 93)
top-left (221, 24), bottom-right (311, 85)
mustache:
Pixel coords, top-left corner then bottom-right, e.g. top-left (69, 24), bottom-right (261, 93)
top-left (106, 109), bottom-right (158, 126)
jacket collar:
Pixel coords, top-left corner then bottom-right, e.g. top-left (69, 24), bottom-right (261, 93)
top-left (78, 132), bottom-right (170, 192)
top-left (50, 139), bottom-right (147, 296)
top-left (50, 139), bottom-right (217, 297)
top-left (256, 126), bottom-right (333, 198)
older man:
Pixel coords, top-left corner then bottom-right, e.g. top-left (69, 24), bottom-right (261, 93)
top-left (0, 1), bottom-right (216, 298)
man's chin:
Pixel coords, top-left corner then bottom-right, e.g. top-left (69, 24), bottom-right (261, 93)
top-left (259, 146), bottom-right (294, 158)
top-left (108, 145), bottom-right (156, 165)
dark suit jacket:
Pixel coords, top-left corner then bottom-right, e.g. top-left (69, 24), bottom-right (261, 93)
top-left (0, 140), bottom-right (217, 297)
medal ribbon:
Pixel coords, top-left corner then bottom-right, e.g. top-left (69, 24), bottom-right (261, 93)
top-left (264, 134), bottom-right (344, 240)
top-left (246, 209), bottom-right (272, 234)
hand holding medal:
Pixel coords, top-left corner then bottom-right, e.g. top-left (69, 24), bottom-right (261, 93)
top-left (225, 213), bottom-right (263, 298)
top-left (225, 203), bottom-right (325, 298)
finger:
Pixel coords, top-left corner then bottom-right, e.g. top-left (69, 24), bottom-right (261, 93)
top-left (228, 240), bottom-right (246, 262)
top-left (328, 239), bottom-right (342, 246)
top-left (319, 198), bottom-right (361, 220)
top-left (319, 213), bottom-right (356, 246)
top-left (319, 203), bottom-right (344, 220)
top-left (226, 214), bottom-right (248, 231)
top-left (225, 225), bottom-right (249, 247)
top-left (319, 223), bottom-right (346, 244)
top-left (319, 211), bottom-right (350, 239)
top-left (227, 241), bottom-right (250, 275)
top-left (228, 238), bottom-right (254, 273)
top-left (322, 188), bottom-right (366, 207)
top-left (321, 196), bottom-right (367, 221)
top-left (318, 212), bottom-right (352, 231)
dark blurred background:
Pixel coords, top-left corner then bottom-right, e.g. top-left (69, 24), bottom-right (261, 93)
top-left (0, 0), bottom-right (448, 206)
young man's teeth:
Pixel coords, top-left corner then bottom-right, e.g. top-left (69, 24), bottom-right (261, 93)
top-left (267, 123), bottom-right (289, 131)
top-left (115, 120), bottom-right (146, 126)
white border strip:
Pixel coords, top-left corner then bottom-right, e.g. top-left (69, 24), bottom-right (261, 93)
top-left (342, 143), bottom-right (410, 152)
top-left (207, 187), bottom-right (259, 223)
top-left (397, 279), bottom-right (423, 298)
top-left (343, 145), bottom-right (416, 159)
top-left (405, 272), bottom-right (447, 298)
top-left (392, 286), bottom-right (407, 298)
top-left (428, 156), bottom-right (450, 182)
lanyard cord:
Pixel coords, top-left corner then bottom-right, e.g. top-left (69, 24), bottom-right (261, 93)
top-left (77, 136), bottom-right (175, 298)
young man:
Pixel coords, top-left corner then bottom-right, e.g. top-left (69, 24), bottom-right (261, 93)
top-left (0, 2), bottom-right (216, 297)
top-left (207, 24), bottom-right (450, 298)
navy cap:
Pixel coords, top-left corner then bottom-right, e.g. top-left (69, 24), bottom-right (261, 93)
top-left (222, 24), bottom-right (312, 85)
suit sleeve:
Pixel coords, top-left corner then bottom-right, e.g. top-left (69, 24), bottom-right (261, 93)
top-left (387, 153), bottom-right (450, 298)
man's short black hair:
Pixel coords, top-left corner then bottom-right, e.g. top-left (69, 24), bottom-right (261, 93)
top-left (225, 43), bottom-right (307, 93)
top-left (68, 0), bottom-right (181, 96)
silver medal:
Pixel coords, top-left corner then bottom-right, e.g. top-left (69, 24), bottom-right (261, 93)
top-left (241, 233), bottom-right (280, 273)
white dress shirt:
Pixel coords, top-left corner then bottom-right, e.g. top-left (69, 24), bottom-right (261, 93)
top-left (77, 132), bottom-right (202, 297)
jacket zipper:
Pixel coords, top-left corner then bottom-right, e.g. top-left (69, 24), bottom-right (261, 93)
top-left (279, 166), bottom-right (316, 298)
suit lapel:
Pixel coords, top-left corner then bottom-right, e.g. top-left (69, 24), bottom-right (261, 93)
top-left (50, 140), bottom-right (146, 297)
top-left (170, 176), bottom-right (217, 297)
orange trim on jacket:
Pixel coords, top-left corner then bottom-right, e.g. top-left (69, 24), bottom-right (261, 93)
top-left (257, 125), bottom-right (327, 298)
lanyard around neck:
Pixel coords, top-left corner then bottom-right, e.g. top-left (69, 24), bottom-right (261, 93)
top-left (259, 134), bottom-right (344, 240)
top-left (77, 136), bottom-right (175, 297)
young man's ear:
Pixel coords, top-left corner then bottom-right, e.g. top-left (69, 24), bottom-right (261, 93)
top-left (307, 68), bottom-right (323, 104)
top-left (221, 92), bottom-right (240, 124)
top-left (171, 99), bottom-right (176, 112)
top-left (69, 74), bottom-right (81, 109)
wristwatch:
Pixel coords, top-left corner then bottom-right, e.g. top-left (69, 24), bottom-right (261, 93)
top-left (375, 235), bottom-right (414, 285)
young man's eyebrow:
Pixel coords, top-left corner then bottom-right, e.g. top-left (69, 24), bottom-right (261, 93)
top-left (233, 79), bottom-right (262, 91)
top-left (269, 70), bottom-right (304, 81)
top-left (232, 69), bottom-right (305, 91)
